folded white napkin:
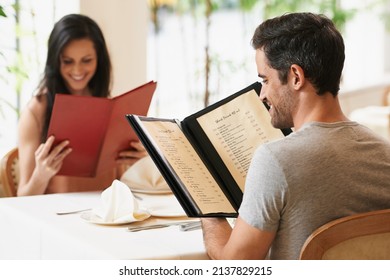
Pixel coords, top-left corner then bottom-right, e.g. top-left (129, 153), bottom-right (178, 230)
top-left (120, 156), bottom-right (171, 193)
top-left (92, 179), bottom-right (150, 223)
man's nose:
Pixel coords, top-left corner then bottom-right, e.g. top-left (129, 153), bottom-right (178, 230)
top-left (259, 88), bottom-right (266, 101)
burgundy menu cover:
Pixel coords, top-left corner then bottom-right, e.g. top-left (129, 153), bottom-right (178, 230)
top-left (47, 81), bottom-right (157, 177)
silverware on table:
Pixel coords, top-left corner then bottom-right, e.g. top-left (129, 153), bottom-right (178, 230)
top-left (127, 221), bottom-right (201, 232)
top-left (179, 221), bottom-right (202, 231)
top-left (56, 195), bottom-right (142, 216)
top-left (56, 208), bottom-right (92, 215)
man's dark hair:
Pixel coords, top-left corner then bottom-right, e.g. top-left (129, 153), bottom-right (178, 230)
top-left (251, 12), bottom-right (345, 97)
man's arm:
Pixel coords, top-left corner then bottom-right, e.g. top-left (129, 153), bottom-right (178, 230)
top-left (201, 216), bottom-right (275, 259)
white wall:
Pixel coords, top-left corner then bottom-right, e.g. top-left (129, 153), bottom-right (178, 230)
top-left (80, 0), bottom-right (149, 96)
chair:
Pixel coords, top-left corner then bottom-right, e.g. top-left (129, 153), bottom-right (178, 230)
top-left (299, 209), bottom-right (390, 260)
top-left (0, 147), bottom-right (19, 197)
top-left (384, 87), bottom-right (390, 138)
top-left (383, 86), bottom-right (390, 106)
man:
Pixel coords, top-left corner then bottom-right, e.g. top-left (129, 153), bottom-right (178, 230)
top-left (201, 12), bottom-right (390, 260)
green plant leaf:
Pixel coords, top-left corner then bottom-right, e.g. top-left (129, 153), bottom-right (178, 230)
top-left (0, 5), bottom-right (6, 17)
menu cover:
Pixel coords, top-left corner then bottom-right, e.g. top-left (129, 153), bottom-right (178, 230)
top-left (47, 81), bottom-right (157, 177)
top-left (127, 82), bottom-right (292, 217)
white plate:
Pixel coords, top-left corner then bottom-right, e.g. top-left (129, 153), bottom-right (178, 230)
top-left (149, 209), bottom-right (187, 217)
top-left (130, 188), bottom-right (172, 194)
top-left (139, 194), bottom-right (187, 217)
top-left (80, 211), bottom-right (150, 225)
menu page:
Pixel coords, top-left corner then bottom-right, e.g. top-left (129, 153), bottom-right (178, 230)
top-left (197, 90), bottom-right (284, 192)
top-left (141, 120), bottom-right (236, 215)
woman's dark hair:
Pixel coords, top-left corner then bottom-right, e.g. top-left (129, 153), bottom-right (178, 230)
top-left (37, 14), bottom-right (112, 141)
top-left (251, 12), bottom-right (345, 97)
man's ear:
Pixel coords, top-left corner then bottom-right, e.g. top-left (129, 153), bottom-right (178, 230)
top-left (289, 64), bottom-right (305, 90)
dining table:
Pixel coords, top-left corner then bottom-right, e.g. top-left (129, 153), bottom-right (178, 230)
top-left (0, 191), bottom-right (209, 260)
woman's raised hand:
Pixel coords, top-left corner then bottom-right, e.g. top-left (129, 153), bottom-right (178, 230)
top-left (117, 141), bottom-right (148, 164)
top-left (116, 141), bottom-right (148, 177)
top-left (34, 135), bottom-right (72, 178)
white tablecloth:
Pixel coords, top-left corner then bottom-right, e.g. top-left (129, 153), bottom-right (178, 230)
top-left (0, 192), bottom-right (208, 260)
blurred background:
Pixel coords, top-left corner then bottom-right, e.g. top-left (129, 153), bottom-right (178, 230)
top-left (1, 0), bottom-right (390, 158)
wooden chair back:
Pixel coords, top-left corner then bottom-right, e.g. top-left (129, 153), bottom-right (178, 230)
top-left (0, 147), bottom-right (19, 197)
top-left (300, 209), bottom-right (390, 260)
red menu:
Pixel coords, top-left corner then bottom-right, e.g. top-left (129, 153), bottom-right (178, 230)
top-left (47, 81), bottom-right (157, 177)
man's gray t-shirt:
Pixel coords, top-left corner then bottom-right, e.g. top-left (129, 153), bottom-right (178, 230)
top-left (239, 121), bottom-right (390, 259)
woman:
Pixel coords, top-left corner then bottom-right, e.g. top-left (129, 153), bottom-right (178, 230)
top-left (17, 14), bottom-right (146, 196)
